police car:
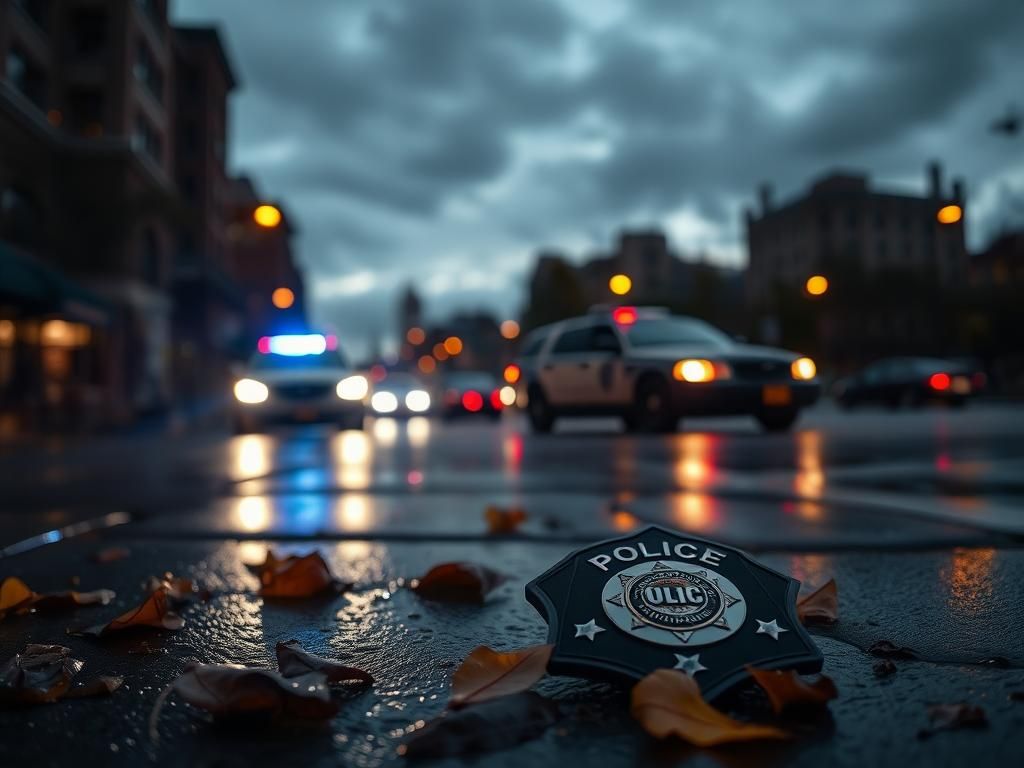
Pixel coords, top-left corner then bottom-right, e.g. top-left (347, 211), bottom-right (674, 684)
top-left (231, 333), bottom-right (367, 432)
top-left (516, 308), bottom-right (820, 433)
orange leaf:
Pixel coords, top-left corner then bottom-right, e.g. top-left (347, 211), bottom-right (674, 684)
top-left (484, 505), bottom-right (527, 535)
top-left (259, 551), bottom-right (342, 598)
top-left (72, 588), bottom-right (184, 636)
top-left (449, 644), bottom-right (552, 708)
top-left (144, 572), bottom-right (210, 602)
top-left (745, 666), bottom-right (838, 714)
top-left (1, 577), bottom-right (115, 620)
top-left (413, 562), bottom-right (507, 604)
top-left (796, 578), bottom-right (838, 625)
top-left (631, 669), bottom-right (788, 747)
top-left (0, 577), bottom-right (37, 620)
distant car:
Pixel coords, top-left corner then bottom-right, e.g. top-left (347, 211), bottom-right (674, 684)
top-left (231, 334), bottom-right (366, 432)
top-left (368, 372), bottom-right (432, 417)
top-left (833, 357), bottom-right (980, 409)
top-left (515, 307), bottom-right (820, 433)
top-left (440, 371), bottom-right (504, 420)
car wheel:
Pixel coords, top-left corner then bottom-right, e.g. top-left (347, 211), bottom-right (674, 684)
top-left (756, 407), bottom-right (799, 432)
top-left (527, 385), bottom-right (555, 433)
top-left (632, 376), bottom-right (676, 433)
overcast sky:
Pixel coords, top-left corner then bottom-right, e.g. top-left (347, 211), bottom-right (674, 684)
top-left (175, 0), bottom-right (1024, 353)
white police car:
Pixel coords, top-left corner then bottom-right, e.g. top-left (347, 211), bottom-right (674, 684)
top-left (516, 307), bottom-right (820, 433)
top-left (231, 334), bottom-right (367, 432)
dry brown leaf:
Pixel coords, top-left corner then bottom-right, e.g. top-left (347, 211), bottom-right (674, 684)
top-left (93, 547), bottom-right (131, 563)
top-left (746, 666), bottom-right (838, 714)
top-left (484, 505), bottom-right (527, 535)
top-left (0, 577), bottom-right (36, 620)
top-left (412, 562), bottom-right (507, 604)
top-left (399, 692), bottom-right (559, 760)
top-left (0, 644), bottom-right (84, 705)
top-left (918, 702), bottom-right (987, 739)
top-left (72, 588), bottom-right (184, 637)
top-left (252, 550), bottom-right (345, 598)
top-left (796, 578), bottom-right (838, 625)
top-left (144, 572), bottom-right (210, 602)
top-left (275, 640), bottom-right (373, 684)
top-left (631, 669), bottom-right (788, 747)
top-left (449, 644), bottom-right (552, 708)
top-left (149, 663), bottom-right (337, 740)
top-left (65, 675), bottom-right (124, 699)
top-left (0, 576), bottom-right (115, 621)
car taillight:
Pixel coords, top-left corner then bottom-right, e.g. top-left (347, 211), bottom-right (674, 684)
top-left (462, 391), bottom-right (483, 412)
top-left (929, 372), bottom-right (951, 391)
top-left (490, 390), bottom-right (503, 410)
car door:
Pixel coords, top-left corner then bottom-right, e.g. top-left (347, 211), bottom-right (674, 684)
top-left (537, 325), bottom-right (594, 406)
top-left (577, 324), bottom-right (628, 406)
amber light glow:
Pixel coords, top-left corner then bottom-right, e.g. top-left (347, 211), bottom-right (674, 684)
top-left (503, 364), bottom-right (521, 384)
top-left (443, 336), bottom-right (463, 356)
top-left (253, 204), bottom-right (282, 228)
top-left (791, 357), bottom-right (817, 380)
top-left (673, 359), bottom-right (729, 383)
top-left (805, 275), bottom-right (829, 296)
top-left (500, 320), bottom-right (520, 340)
top-left (271, 287), bottom-right (295, 309)
top-left (417, 355), bottom-right (436, 374)
top-left (406, 327), bottom-right (425, 345)
top-left (609, 274), bottom-right (632, 296)
top-left (937, 205), bottom-right (962, 224)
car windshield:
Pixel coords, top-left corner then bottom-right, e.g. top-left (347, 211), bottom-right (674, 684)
top-left (377, 373), bottom-right (422, 390)
top-left (249, 351), bottom-right (348, 370)
top-left (622, 318), bottom-right (732, 348)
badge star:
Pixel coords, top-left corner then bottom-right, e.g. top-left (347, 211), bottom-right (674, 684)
top-left (755, 618), bottom-right (788, 641)
top-left (673, 654), bottom-right (707, 677)
top-left (574, 619), bottom-right (606, 641)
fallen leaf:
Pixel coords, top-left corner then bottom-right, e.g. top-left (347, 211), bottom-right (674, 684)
top-left (72, 588), bottom-right (184, 636)
top-left (0, 576), bottom-right (115, 620)
top-left (0, 644), bottom-right (84, 705)
top-left (412, 562), bottom-right (507, 604)
top-left (631, 669), bottom-right (788, 747)
top-left (918, 703), bottom-right (987, 739)
top-left (449, 644), bottom-right (552, 708)
top-left (144, 572), bottom-right (210, 602)
top-left (873, 659), bottom-right (897, 678)
top-left (745, 666), bottom-right (838, 714)
top-left (484, 505), bottom-right (527, 535)
top-left (93, 547), bottom-right (131, 563)
top-left (275, 640), bottom-right (373, 684)
top-left (796, 579), bottom-right (838, 625)
top-left (65, 675), bottom-right (124, 699)
top-left (867, 640), bottom-right (918, 660)
top-left (149, 664), bottom-right (337, 740)
top-left (399, 692), bottom-right (559, 760)
top-left (0, 577), bottom-right (37, 619)
top-left (253, 550), bottom-right (344, 598)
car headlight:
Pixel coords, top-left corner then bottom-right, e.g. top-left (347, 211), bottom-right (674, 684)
top-left (499, 385), bottom-right (517, 406)
top-left (337, 375), bottom-right (369, 401)
top-left (234, 378), bottom-right (269, 404)
top-left (672, 359), bottom-right (732, 383)
top-left (405, 389), bottom-right (431, 413)
top-left (791, 357), bottom-right (817, 380)
top-left (371, 391), bottom-right (398, 414)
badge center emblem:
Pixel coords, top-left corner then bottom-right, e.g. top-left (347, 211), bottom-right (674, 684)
top-left (602, 560), bottom-right (746, 647)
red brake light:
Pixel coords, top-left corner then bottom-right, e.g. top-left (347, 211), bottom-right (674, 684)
top-left (929, 372), bottom-right (951, 391)
top-left (325, 335), bottom-right (338, 351)
top-left (490, 390), bottom-right (503, 410)
top-left (257, 336), bottom-right (271, 354)
top-left (612, 306), bottom-right (638, 326)
top-left (462, 390), bottom-right (483, 412)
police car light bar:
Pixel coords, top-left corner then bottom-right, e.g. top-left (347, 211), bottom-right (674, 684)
top-left (258, 334), bottom-right (329, 356)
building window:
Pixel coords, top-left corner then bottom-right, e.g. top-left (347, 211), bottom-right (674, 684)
top-left (69, 8), bottom-right (108, 58)
top-left (14, 0), bottom-right (51, 34)
top-left (134, 41), bottom-right (164, 104)
top-left (133, 114), bottom-right (163, 164)
top-left (6, 48), bottom-right (47, 110)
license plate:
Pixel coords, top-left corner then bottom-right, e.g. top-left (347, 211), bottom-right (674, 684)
top-left (294, 407), bottom-right (318, 421)
top-left (762, 385), bottom-right (792, 406)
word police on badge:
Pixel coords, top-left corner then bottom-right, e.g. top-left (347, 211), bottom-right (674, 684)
top-left (526, 525), bottom-right (823, 699)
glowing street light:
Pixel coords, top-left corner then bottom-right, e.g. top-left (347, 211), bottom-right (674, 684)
top-left (271, 287), bottom-right (295, 309)
top-left (253, 204), bottom-right (282, 228)
top-left (406, 327), bottom-right (426, 345)
top-left (500, 320), bottom-right (520, 340)
top-left (805, 275), bottom-right (829, 297)
top-left (937, 204), bottom-right (962, 224)
top-left (443, 336), bottom-right (463, 356)
top-left (609, 274), bottom-right (632, 296)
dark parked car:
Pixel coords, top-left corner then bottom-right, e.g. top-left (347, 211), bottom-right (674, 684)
top-left (440, 371), bottom-right (505, 420)
top-left (833, 357), bottom-right (982, 409)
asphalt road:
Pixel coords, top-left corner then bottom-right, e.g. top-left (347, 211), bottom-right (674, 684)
top-left (2, 403), bottom-right (1024, 767)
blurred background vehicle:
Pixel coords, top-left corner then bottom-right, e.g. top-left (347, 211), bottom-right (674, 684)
top-left (231, 334), bottom-right (366, 432)
top-left (368, 372), bottom-right (432, 418)
top-left (516, 307), bottom-right (820, 434)
top-left (833, 357), bottom-right (984, 409)
top-left (439, 371), bottom-right (506, 420)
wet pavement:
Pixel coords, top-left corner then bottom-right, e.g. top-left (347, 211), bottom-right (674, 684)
top-left (1, 403), bottom-right (1024, 765)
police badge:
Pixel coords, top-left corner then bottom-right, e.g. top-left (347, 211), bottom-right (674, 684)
top-left (526, 525), bottom-right (823, 699)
